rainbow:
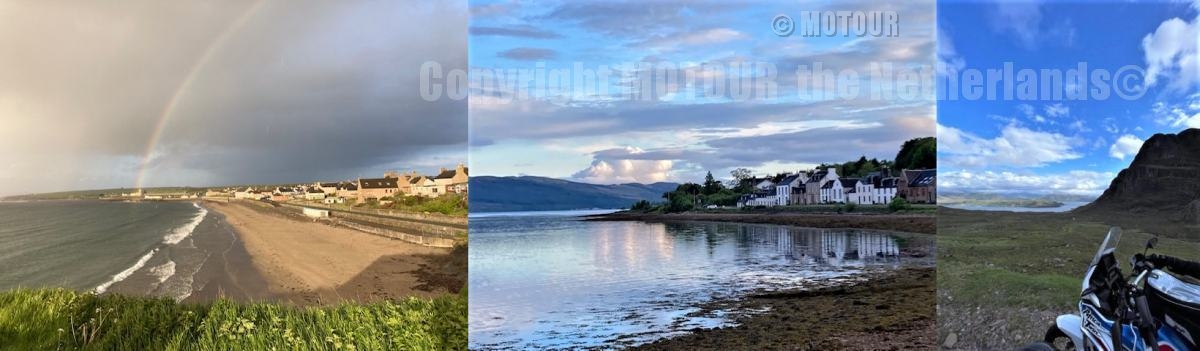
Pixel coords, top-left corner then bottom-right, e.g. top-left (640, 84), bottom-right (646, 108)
top-left (134, 0), bottom-right (267, 189)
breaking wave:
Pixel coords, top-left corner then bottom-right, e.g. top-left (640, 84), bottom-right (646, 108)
top-left (94, 248), bottom-right (158, 294)
top-left (162, 203), bottom-right (207, 245)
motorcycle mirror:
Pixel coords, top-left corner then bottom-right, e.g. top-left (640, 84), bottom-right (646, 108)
top-left (1147, 237), bottom-right (1158, 250)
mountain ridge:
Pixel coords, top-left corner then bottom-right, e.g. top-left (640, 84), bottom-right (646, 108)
top-left (1075, 128), bottom-right (1200, 225)
top-left (469, 175), bottom-right (679, 212)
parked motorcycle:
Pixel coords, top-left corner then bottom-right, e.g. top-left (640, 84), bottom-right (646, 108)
top-left (1027, 227), bottom-right (1200, 351)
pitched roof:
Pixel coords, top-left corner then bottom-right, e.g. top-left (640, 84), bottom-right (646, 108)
top-left (359, 178), bottom-right (397, 189)
top-left (904, 169), bottom-right (936, 187)
top-left (839, 178), bottom-right (859, 188)
top-left (806, 170), bottom-right (828, 183)
top-left (779, 174), bottom-right (803, 186)
top-left (875, 177), bottom-right (899, 188)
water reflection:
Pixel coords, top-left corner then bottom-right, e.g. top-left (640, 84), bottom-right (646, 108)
top-left (468, 215), bottom-right (926, 350)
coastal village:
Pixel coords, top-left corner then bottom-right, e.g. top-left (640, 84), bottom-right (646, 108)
top-left (736, 167), bottom-right (936, 208)
top-left (113, 163), bottom-right (469, 207)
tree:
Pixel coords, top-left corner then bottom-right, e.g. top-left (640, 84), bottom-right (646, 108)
top-left (666, 193), bottom-right (695, 213)
top-left (728, 168), bottom-right (753, 189)
top-left (702, 171), bottom-right (723, 195)
top-left (895, 137), bottom-right (936, 170)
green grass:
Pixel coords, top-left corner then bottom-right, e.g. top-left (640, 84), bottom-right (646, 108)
top-left (353, 195), bottom-right (468, 217)
top-left (0, 289), bottom-right (466, 351)
top-left (937, 208), bottom-right (1200, 348)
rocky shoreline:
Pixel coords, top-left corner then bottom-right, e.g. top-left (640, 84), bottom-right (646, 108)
top-left (627, 267), bottom-right (936, 350)
top-left (586, 211), bottom-right (936, 235)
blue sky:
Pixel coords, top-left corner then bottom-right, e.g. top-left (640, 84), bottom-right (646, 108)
top-left (469, 0), bottom-right (937, 184)
top-left (937, 0), bottom-right (1200, 196)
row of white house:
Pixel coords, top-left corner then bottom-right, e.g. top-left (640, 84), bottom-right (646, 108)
top-left (737, 167), bottom-right (935, 207)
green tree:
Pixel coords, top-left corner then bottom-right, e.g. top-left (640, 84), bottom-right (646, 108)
top-left (728, 168), bottom-right (754, 191)
top-left (702, 171), bottom-right (724, 195)
top-left (666, 193), bottom-right (695, 213)
top-left (895, 137), bottom-right (936, 170)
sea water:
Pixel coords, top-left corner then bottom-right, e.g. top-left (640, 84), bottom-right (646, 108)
top-left (0, 201), bottom-right (213, 300)
top-left (468, 213), bottom-right (933, 349)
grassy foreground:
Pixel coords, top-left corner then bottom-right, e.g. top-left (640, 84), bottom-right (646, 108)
top-left (0, 288), bottom-right (466, 351)
top-left (937, 208), bottom-right (1200, 349)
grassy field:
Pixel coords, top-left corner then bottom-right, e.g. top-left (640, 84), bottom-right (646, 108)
top-left (0, 288), bottom-right (466, 351)
top-left (937, 208), bottom-right (1200, 349)
top-left (334, 194), bottom-right (467, 217)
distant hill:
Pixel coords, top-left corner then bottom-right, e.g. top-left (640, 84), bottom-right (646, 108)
top-left (469, 176), bottom-right (678, 212)
top-left (1076, 128), bottom-right (1200, 225)
top-left (939, 191), bottom-right (1096, 208)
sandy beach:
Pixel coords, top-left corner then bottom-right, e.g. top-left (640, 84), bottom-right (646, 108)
top-left (202, 200), bottom-right (465, 305)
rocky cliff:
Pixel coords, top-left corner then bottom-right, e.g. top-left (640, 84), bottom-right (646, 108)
top-left (1076, 128), bottom-right (1200, 224)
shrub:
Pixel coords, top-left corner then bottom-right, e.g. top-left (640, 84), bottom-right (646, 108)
top-left (888, 197), bottom-right (910, 212)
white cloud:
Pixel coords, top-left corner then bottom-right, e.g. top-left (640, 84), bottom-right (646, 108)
top-left (940, 169), bottom-right (1115, 196)
top-left (1016, 103), bottom-right (1047, 123)
top-left (938, 123), bottom-right (1082, 168)
top-left (636, 28), bottom-right (748, 52)
top-left (989, 2), bottom-right (1042, 49)
top-left (1044, 103), bottom-right (1069, 118)
top-left (1142, 16), bottom-right (1198, 91)
top-left (571, 146), bottom-right (675, 184)
top-left (1152, 96), bottom-right (1200, 128)
top-left (936, 27), bottom-right (966, 76)
top-left (1109, 134), bottom-right (1145, 160)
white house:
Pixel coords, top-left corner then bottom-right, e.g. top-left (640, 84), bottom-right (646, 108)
top-left (753, 178), bottom-right (775, 191)
top-left (323, 196), bottom-right (346, 205)
top-left (821, 178), bottom-right (858, 203)
top-left (316, 182), bottom-right (340, 194)
top-left (234, 188), bottom-right (265, 200)
top-left (774, 173), bottom-right (805, 206)
top-left (849, 178), bottom-right (874, 204)
top-left (872, 177), bottom-right (899, 204)
top-left (304, 188), bottom-right (327, 200)
top-left (804, 168), bottom-right (839, 204)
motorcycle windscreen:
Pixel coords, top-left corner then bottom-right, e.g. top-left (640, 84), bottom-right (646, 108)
top-left (1090, 227), bottom-right (1122, 268)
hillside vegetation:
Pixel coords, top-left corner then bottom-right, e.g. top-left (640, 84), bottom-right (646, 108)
top-left (0, 289), bottom-right (466, 351)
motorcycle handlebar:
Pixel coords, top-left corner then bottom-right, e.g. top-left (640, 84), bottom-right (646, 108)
top-left (1147, 254), bottom-right (1200, 280)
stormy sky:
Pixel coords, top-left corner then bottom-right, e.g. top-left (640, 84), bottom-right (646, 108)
top-left (469, 0), bottom-right (937, 185)
top-left (0, 1), bottom-right (466, 196)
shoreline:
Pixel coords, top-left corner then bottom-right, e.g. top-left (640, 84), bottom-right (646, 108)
top-left (628, 267), bottom-right (936, 350)
top-left (201, 200), bottom-right (465, 305)
top-left (587, 211), bottom-right (936, 235)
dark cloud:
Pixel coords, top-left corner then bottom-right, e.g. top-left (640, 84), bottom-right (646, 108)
top-left (0, 0), bottom-right (466, 195)
top-left (470, 25), bottom-right (560, 39)
top-left (497, 47), bottom-right (558, 61)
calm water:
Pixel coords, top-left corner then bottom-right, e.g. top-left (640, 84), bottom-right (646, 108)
top-left (942, 201), bottom-right (1090, 213)
top-left (468, 213), bottom-right (932, 350)
top-left (0, 201), bottom-right (213, 300)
